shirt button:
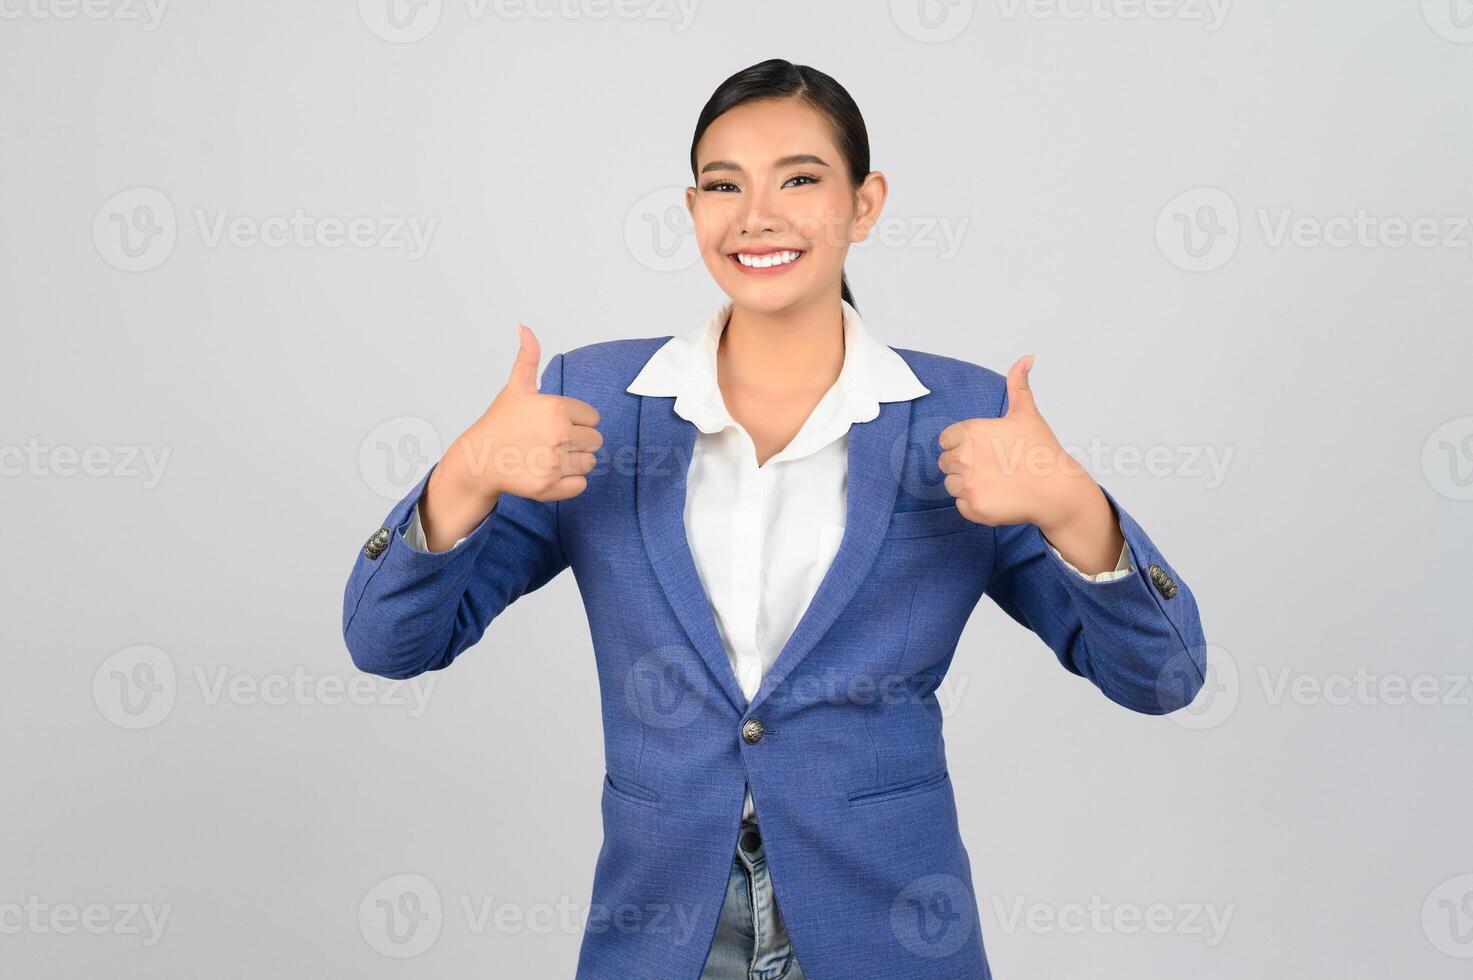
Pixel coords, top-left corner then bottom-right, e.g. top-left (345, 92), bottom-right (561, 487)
top-left (742, 718), bottom-right (765, 744)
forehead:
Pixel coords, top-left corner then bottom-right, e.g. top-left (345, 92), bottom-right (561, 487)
top-left (695, 98), bottom-right (838, 169)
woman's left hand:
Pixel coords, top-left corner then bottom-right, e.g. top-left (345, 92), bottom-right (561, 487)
top-left (936, 354), bottom-right (1102, 535)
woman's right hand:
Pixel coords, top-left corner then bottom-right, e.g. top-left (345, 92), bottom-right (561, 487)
top-left (420, 325), bottom-right (601, 550)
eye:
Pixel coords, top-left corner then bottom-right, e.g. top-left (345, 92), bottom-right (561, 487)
top-left (699, 174), bottom-right (821, 193)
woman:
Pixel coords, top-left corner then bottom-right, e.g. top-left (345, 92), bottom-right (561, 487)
top-left (344, 58), bottom-right (1206, 980)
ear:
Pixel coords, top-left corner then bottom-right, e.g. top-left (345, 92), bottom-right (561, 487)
top-left (850, 170), bottom-right (889, 243)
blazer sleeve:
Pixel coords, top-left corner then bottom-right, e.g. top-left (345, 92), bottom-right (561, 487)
top-left (342, 353), bottom-right (571, 679)
top-left (981, 385), bottom-right (1208, 715)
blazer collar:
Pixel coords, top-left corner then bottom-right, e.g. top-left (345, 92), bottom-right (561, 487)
top-left (626, 297), bottom-right (930, 441)
top-left (630, 298), bottom-right (927, 717)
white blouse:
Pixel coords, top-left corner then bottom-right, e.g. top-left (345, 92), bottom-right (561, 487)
top-left (405, 299), bottom-right (1130, 820)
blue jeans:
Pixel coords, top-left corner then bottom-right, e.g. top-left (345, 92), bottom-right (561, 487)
top-left (699, 814), bottom-right (807, 980)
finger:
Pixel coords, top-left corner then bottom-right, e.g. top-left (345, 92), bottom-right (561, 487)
top-left (554, 395), bottom-right (600, 427)
top-left (508, 323), bottom-right (542, 393)
top-left (936, 447), bottom-right (965, 475)
top-left (543, 474), bottom-right (589, 501)
top-left (953, 496), bottom-right (987, 526)
top-left (1004, 353), bottom-right (1037, 417)
top-left (937, 425), bottom-right (976, 468)
top-left (558, 448), bottom-right (598, 476)
top-left (566, 423), bottom-right (604, 453)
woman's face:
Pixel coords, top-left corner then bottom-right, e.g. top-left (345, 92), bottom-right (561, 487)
top-left (687, 98), bottom-right (886, 314)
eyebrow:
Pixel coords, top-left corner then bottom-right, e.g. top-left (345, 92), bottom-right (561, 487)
top-left (699, 153), bottom-right (831, 175)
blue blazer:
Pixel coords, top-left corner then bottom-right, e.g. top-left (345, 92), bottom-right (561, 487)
top-left (343, 337), bottom-right (1207, 979)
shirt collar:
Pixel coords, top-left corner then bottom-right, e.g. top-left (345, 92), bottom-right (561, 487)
top-left (626, 298), bottom-right (930, 457)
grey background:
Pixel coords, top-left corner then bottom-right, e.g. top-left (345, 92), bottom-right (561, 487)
top-left (2, 0), bottom-right (1470, 976)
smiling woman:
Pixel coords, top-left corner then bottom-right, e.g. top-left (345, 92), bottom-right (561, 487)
top-left (344, 55), bottom-right (1207, 980)
top-left (687, 69), bottom-right (882, 316)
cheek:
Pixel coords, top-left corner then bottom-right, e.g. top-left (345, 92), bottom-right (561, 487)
top-left (690, 199), bottom-right (734, 248)
top-left (791, 197), bottom-right (856, 258)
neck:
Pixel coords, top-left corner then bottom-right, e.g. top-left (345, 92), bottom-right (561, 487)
top-left (718, 293), bottom-right (845, 399)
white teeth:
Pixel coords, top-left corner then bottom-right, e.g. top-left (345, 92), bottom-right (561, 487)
top-left (735, 250), bottom-right (801, 268)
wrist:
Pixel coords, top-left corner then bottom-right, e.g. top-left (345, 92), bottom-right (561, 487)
top-left (1037, 475), bottom-right (1105, 538)
top-left (435, 441), bottom-right (504, 506)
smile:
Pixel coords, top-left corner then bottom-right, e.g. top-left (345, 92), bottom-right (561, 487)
top-left (729, 249), bottom-right (806, 274)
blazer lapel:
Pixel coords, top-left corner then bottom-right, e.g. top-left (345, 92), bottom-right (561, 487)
top-left (635, 392), bottom-right (751, 715)
top-left (745, 396), bottom-right (913, 717)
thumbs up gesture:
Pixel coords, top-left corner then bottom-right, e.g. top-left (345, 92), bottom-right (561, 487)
top-left (443, 324), bottom-right (602, 503)
top-left (936, 354), bottom-right (1097, 531)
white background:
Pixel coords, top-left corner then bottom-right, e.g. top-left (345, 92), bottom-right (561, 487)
top-left (2, 1), bottom-right (1470, 976)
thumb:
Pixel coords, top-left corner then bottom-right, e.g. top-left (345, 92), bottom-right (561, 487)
top-left (508, 323), bottom-right (542, 393)
top-left (1004, 353), bottom-right (1037, 417)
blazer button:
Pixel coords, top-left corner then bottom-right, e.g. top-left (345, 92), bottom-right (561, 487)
top-left (742, 719), bottom-right (765, 744)
top-left (363, 526), bottom-right (391, 560)
top-left (1148, 563), bottom-right (1178, 599)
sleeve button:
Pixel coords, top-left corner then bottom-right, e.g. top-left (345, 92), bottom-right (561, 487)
top-left (363, 527), bottom-right (391, 560)
top-left (1148, 563), bottom-right (1178, 599)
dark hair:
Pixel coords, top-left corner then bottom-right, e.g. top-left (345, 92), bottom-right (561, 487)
top-left (689, 58), bottom-right (871, 312)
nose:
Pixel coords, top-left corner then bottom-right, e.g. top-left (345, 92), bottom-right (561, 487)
top-left (733, 184), bottom-right (784, 240)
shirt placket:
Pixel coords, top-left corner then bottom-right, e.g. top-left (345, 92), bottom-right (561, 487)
top-left (731, 426), bottom-right (767, 701)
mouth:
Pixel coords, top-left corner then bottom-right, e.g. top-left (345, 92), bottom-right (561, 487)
top-left (727, 248), bottom-right (807, 276)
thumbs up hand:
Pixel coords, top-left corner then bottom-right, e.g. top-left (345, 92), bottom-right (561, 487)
top-left (936, 354), bottom-right (1098, 532)
top-left (442, 324), bottom-right (602, 504)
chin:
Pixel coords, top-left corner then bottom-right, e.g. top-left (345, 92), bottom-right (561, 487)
top-left (719, 276), bottom-right (819, 311)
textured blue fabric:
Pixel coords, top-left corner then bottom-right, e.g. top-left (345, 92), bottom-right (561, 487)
top-left (343, 337), bottom-right (1208, 979)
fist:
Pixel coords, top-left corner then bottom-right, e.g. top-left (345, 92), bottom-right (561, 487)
top-left (936, 354), bottom-right (1093, 530)
top-left (446, 324), bottom-right (602, 503)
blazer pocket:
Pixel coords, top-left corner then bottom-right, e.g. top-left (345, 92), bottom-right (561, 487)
top-left (603, 771), bottom-right (661, 809)
top-left (884, 506), bottom-right (976, 540)
top-left (846, 768), bottom-right (950, 807)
